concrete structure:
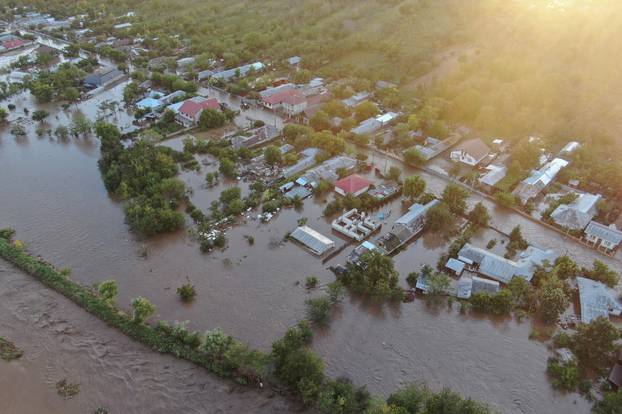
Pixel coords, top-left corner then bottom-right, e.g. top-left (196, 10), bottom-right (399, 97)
top-left (457, 243), bottom-right (558, 284)
top-left (513, 158), bottom-right (569, 204)
top-left (576, 276), bottom-right (622, 324)
top-left (290, 225), bottom-right (335, 256)
top-left (584, 221), bottom-right (622, 252)
top-left (334, 174), bottom-right (374, 197)
top-left (331, 209), bottom-right (381, 241)
top-left (450, 138), bottom-right (491, 166)
top-left (551, 193), bottom-right (600, 230)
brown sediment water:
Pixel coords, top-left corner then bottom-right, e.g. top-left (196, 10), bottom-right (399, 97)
top-left (0, 261), bottom-right (301, 414)
top-left (1, 85), bottom-right (616, 413)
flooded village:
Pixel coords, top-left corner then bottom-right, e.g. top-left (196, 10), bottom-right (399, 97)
top-left (1, 5), bottom-right (622, 414)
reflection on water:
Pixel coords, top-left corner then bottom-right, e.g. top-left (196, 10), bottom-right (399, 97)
top-left (1, 85), bottom-right (617, 413)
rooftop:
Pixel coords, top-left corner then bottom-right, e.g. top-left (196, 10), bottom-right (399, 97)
top-left (454, 138), bottom-right (491, 161)
top-left (577, 276), bottom-right (622, 324)
top-left (551, 193), bottom-right (600, 230)
top-left (290, 225), bottom-right (335, 256)
top-left (585, 221), bottom-right (622, 245)
top-left (334, 174), bottom-right (374, 195)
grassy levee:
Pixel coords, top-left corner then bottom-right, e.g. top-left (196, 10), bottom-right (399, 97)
top-left (0, 237), bottom-right (268, 385)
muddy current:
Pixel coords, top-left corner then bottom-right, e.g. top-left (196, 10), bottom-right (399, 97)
top-left (0, 67), bottom-right (618, 412)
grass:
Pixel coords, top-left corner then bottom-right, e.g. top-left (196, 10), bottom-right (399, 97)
top-left (0, 337), bottom-right (23, 361)
top-left (0, 236), bottom-right (268, 385)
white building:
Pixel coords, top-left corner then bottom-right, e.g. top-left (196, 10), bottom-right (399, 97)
top-left (450, 138), bottom-right (491, 166)
top-left (584, 221), bottom-right (622, 252)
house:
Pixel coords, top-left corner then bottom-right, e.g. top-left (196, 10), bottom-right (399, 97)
top-left (342, 91), bottom-right (370, 107)
top-left (577, 276), bottom-right (622, 324)
top-left (456, 275), bottom-right (500, 299)
top-left (299, 156), bottom-right (357, 186)
top-left (210, 61), bottom-right (264, 82)
top-left (375, 200), bottom-right (440, 254)
top-left (457, 243), bottom-right (558, 284)
top-left (550, 193), bottom-right (600, 230)
top-left (334, 174), bottom-right (374, 197)
top-left (450, 138), bottom-right (491, 166)
top-left (290, 225), bottom-right (335, 256)
top-left (560, 141), bottom-right (581, 155)
top-left (230, 124), bottom-right (280, 149)
top-left (445, 258), bottom-right (465, 276)
top-left (584, 221), bottom-right (622, 252)
top-left (282, 92), bottom-right (308, 116)
top-left (513, 158), bottom-right (569, 204)
top-left (83, 67), bottom-right (124, 89)
top-left (0, 34), bottom-right (31, 53)
top-left (478, 164), bottom-right (507, 190)
top-left (176, 97), bottom-right (220, 126)
top-left (352, 118), bottom-right (382, 135)
top-left (283, 148), bottom-right (319, 178)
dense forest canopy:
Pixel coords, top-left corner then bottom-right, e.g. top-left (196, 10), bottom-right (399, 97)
top-left (4, 0), bottom-right (622, 142)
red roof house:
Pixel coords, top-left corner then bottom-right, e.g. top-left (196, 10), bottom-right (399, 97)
top-left (2, 38), bottom-right (27, 50)
top-left (176, 97), bottom-right (220, 126)
top-left (334, 174), bottom-right (374, 197)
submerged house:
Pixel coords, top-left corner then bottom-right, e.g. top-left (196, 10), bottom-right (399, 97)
top-left (83, 67), bottom-right (124, 89)
top-left (513, 158), bottom-right (569, 204)
top-left (457, 243), bottom-right (558, 284)
top-left (176, 97), bottom-right (220, 126)
top-left (283, 148), bottom-right (319, 178)
top-left (478, 164), bottom-right (507, 191)
top-left (298, 156), bottom-right (357, 187)
top-left (290, 225), bottom-right (335, 256)
top-left (375, 199), bottom-right (439, 254)
top-left (577, 276), bottom-right (622, 324)
top-left (550, 193), bottom-right (600, 230)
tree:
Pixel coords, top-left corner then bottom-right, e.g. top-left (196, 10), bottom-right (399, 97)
top-left (203, 328), bottom-right (233, 359)
top-left (199, 109), bottom-right (226, 130)
top-left (54, 125), bottom-right (69, 140)
top-left (64, 87), bottom-right (80, 104)
top-left (98, 280), bottom-right (118, 304)
top-left (387, 383), bottom-right (430, 414)
top-left (343, 250), bottom-right (400, 302)
top-left (425, 203), bottom-right (456, 234)
top-left (572, 317), bottom-right (619, 370)
top-left (71, 112), bottom-right (92, 136)
top-left (592, 389), bottom-right (622, 414)
top-left (494, 191), bottom-right (516, 207)
top-left (547, 359), bottom-right (579, 391)
top-left (305, 296), bottom-right (332, 325)
top-left (537, 276), bottom-right (569, 324)
top-left (310, 110), bottom-right (331, 131)
top-left (426, 271), bottom-right (450, 301)
top-left (219, 158), bottom-right (237, 178)
top-left (404, 148), bottom-right (426, 166)
top-left (0, 108), bottom-right (7, 124)
top-left (552, 256), bottom-right (578, 280)
top-left (177, 282), bottom-right (196, 302)
top-left (387, 166), bottom-right (401, 182)
top-left (318, 377), bottom-right (370, 414)
top-left (467, 202), bottom-right (490, 228)
top-left (264, 145), bottom-right (282, 166)
top-left (131, 297), bottom-right (156, 323)
top-left (402, 175), bottom-right (426, 200)
top-left (31, 110), bottom-right (49, 122)
top-left (123, 82), bottom-right (141, 104)
top-left (584, 260), bottom-right (619, 287)
top-left (354, 101), bottom-right (379, 123)
top-left (506, 226), bottom-right (528, 256)
top-left (442, 184), bottom-right (469, 215)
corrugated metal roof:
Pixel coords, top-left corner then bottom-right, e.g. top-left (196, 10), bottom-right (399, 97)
top-left (290, 226), bottom-right (334, 255)
top-left (551, 193), bottom-right (600, 230)
top-left (585, 221), bottom-right (622, 245)
top-left (577, 276), bottom-right (622, 324)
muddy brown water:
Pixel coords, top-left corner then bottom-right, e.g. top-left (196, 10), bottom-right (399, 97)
top-left (1, 85), bottom-right (617, 413)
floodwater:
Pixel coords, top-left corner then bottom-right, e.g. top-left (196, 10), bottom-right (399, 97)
top-left (0, 261), bottom-right (301, 414)
top-left (1, 82), bottom-right (618, 413)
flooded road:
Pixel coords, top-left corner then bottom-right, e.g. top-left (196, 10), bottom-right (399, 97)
top-left (1, 86), bottom-right (617, 413)
top-left (0, 261), bottom-right (300, 414)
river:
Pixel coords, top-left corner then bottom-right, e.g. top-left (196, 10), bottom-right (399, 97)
top-left (1, 82), bottom-right (616, 413)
